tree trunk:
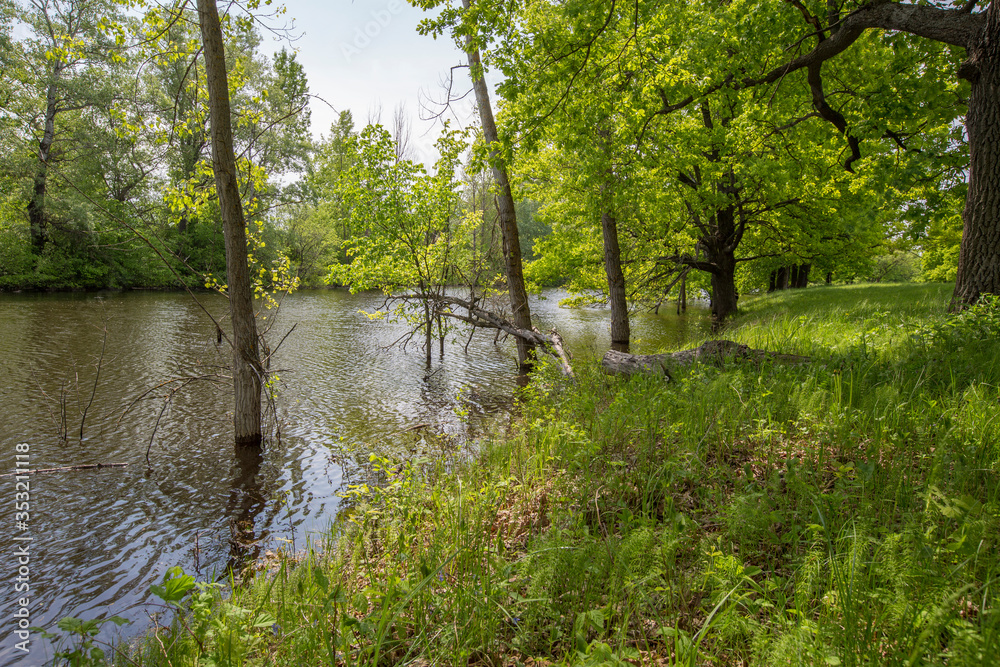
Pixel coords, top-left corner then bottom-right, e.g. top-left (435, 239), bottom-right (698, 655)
top-left (28, 75), bottom-right (61, 253)
top-left (710, 251), bottom-right (739, 325)
top-left (953, 3), bottom-right (1000, 309)
top-left (438, 313), bottom-right (445, 358)
top-left (826, 271), bottom-right (833, 284)
top-left (462, 0), bottom-right (535, 375)
top-left (424, 301), bottom-right (433, 366)
top-left (795, 263), bottom-right (811, 288)
top-left (601, 211), bottom-right (630, 352)
top-left (706, 205), bottom-right (739, 325)
top-left (678, 273), bottom-right (687, 314)
top-left (197, 0), bottom-right (263, 449)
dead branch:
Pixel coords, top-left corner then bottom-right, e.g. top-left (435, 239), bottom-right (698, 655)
top-left (79, 303), bottom-right (109, 442)
top-left (1, 463), bottom-right (128, 477)
top-left (407, 292), bottom-right (575, 377)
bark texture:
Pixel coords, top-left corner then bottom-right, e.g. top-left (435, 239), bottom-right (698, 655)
top-left (463, 0), bottom-right (535, 374)
top-left (701, 201), bottom-right (741, 324)
top-left (197, 0), bottom-right (263, 448)
top-left (953, 2), bottom-right (1000, 307)
top-left (795, 264), bottom-right (812, 288)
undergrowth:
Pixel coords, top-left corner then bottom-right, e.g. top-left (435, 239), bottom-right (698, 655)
top-left (96, 283), bottom-right (1000, 666)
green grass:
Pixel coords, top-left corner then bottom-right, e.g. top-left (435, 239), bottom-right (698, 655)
top-left (113, 282), bottom-right (1000, 666)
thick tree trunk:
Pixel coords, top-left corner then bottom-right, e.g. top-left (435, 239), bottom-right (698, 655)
top-left (27, 167), bottom-right (48, 253)
top-left (710, 251), bottom-right (739, 325)
top-left (706, 205), bottom-right (739, 324)
top-left (601, 211), bottom-right (630, 352)
top-left (953, 3), bottom-right (1000, 309)
top-left (28, 77), bottom-right (61, 253)
top-left (463, 0), bottom-right (535, 375)
top-left (197, 0), bottom-right (263, 448)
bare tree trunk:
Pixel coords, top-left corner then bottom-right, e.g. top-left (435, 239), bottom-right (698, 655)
top-left (776, 266), bottom-right (789, 290)
top-left (424, 302), bottom-right (432, 366)
top-left (680, 273), bottom-right (687, 313)
top-left (953, 3), bottom-right (1000, 309)
top-left (597, 126), bottom-right (629, 352)
top-left (197, 0), bottom-right (262, 448)
top-left (705, 206), bottom-right (739, 325)
top-left (601, 211), bottom-right (630, 352)
top-left (438, 313), bottom-right (445, 358)
top-left (462, 0), bottom-right (534, 375)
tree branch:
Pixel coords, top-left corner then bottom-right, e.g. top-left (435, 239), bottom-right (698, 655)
top-left (748, 2), bottom-right (983, 88)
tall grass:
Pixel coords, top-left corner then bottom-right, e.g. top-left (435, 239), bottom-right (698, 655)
top-left (121, 283), bottom-right (1000, 666)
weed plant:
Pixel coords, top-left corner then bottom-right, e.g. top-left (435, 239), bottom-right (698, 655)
top-left (123, 283), bottom-right (1000, 666)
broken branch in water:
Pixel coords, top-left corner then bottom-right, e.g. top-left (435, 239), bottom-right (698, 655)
top-left (406, 292), bottom-right (576, 377)
top-left (0, 463), bottom-right (128, 477)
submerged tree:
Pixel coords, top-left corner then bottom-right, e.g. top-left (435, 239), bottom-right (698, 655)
top-left (196, 0), bottom-right (263, 448)
top-left (327, 123), bottom-right (473, 365)
top-left (410, 0), bottom-right (536, 374)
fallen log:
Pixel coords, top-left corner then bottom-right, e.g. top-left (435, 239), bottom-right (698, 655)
top-left (601, 340), bottom-right (810, 379)
top-left (405, 294), bottom-right (808, 383)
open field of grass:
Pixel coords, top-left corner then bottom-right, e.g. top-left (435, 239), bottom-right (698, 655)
top-left (107, 283), bottom-right (1000, 666)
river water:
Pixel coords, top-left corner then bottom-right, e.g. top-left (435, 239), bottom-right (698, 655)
top-left (0, 289), bottom-right (708, 665)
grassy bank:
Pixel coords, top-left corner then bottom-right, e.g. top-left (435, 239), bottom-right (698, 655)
top-left (118, 282), bottom-right (999, 666)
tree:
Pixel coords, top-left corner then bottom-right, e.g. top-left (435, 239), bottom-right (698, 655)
top-left (410, 0), bottom-right (536, 375)
top-left (15, 0), bottom-right (123, 253)
top-left (196, 0), bottom-right (263, 448)
top-left (327, 123), bottom-right (472, 365)
top-left (737, 1), bottom-right (991, 309)
top-left (495, 0), bottom-right (963, 323)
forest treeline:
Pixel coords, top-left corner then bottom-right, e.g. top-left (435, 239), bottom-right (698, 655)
top-left (0, 0), bottom-right (979, 327)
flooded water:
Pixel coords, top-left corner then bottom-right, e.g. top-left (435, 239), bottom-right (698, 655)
top-left (0, 288), bottom-right (709, 664)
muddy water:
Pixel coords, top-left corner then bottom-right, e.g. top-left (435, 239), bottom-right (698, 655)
top-left (0, 289), bottom-right (708, 664)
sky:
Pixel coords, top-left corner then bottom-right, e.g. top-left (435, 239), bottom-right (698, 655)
top-left (257, 0), bottom-right (481, 165)
top-left (9, 0), bottom-right (479, 164)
